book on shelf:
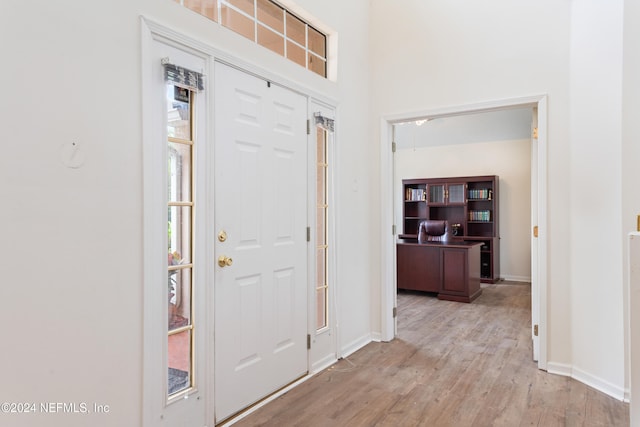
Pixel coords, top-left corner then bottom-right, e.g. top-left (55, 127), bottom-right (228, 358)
top-left (468, 188), bottom-right (493, 200)
top-left (405, 188), bottom-right (425, 201)
top-left (469, 210), bottom-right (491, 221)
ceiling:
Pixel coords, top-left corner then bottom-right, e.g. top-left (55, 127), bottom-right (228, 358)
top-left (394, 108), bottom-right (533, 150)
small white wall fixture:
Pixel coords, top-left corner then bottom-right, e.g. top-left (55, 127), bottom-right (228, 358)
top-left (379, 95), bottom-right (548, 370)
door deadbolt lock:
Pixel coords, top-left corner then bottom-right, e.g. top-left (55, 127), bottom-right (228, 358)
top-left (218, 255), bottom-right (233, 267)
top-left (218, 230), bottom-right (227, 242)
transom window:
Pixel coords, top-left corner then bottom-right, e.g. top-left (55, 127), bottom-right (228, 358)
top-left (174, 0), bottom-right (327, 78)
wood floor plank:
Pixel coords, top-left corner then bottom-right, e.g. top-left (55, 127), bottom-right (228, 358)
top-left (230, 283), bottom-right (629, 426)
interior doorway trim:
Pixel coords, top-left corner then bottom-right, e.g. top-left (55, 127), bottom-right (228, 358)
top-left (379, 95), bottom-right (548, 370)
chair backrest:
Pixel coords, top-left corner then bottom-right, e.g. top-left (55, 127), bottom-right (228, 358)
top-left (417, 220), bottom-right (452, 243)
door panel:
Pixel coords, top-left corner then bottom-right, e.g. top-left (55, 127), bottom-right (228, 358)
top-left (214, 62), bottom-right (308, 422)
top-left (442, 249), bottom-right (466, 294)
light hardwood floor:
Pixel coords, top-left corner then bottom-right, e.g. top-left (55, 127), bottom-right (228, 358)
top-left (231, 282), bottom-right (629, 426)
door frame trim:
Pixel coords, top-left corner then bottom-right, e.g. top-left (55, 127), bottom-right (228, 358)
top-left (141, 21), bottom-right (211, 427)
top-left (308, 100), bottom-right (340, 372)
top-left (141, 18), bottom-right (338, 108)
top-left (141, 16), bottom-right (340, 426)
top-left (379, 95), bottom-right (548, 370)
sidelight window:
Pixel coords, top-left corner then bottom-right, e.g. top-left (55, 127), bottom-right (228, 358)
top-left (314, 112), bottom-right (334, 331)
top-left (167, 84), bottom-right (196, 397)
top-left (316, 126), bottom-right (329, 330)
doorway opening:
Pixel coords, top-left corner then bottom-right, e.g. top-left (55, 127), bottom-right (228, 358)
top-left (379, 95), bottom-right (548, 370)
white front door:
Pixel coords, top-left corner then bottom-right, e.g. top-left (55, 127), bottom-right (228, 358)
top-left (213, 62), bottom-right (308, 422)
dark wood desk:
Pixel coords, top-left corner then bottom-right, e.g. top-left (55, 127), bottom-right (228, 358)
top-left (397, 239), bottom-right (482, 303)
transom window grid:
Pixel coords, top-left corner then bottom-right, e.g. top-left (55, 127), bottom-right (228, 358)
top-left (167, 85), bottom-right (196, 398)
top-left (174, 0), bottom-right (327, 78)
top-left (316, 127), bottom-right (329, 330)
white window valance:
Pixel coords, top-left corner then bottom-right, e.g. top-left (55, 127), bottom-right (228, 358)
top-left (162, 58), bottom-right (204, 91)
top-left (314, 112), bottom-right (335, 133)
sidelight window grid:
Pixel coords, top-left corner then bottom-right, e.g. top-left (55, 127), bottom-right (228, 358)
top-left (316, 126), bottom-right (329, 330)
top-left (173, 0), bottom-right (327, 78)
top-left (167, 85), bottom-right (196, 398)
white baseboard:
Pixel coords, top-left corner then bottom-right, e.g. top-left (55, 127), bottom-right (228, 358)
top-left (547, 362), bottom-right (626, 401)
top-left (500, 275), bottom-right (532, 283)
top-left (311, 354), bottom-right (338, 375)
top-left (572, 366), bottom-right (626, 401)
top-left (546, 361), bottom-right (572, 377)
top-left (340, 333), bottom-right (373, 359)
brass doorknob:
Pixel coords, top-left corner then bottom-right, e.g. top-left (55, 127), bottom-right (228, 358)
top-left (218, 255), bottom-right (233, 267)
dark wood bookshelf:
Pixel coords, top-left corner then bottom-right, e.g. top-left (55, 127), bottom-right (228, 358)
top-left (400, 175), bottom-right (500, 283)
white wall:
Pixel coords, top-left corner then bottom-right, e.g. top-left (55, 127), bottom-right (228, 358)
top-left (394, 139), bottom-right (532, 282)
top-left (370, 0), bottom-right (573, 376)
top-left (623, 0), bottom-right (640, 404)
top-left (370, 0), bottom-right (630, 399)
top-left (0, 1), bottom-right (373, 426)
top-left (289, 0), bottom-right (375, 356)
top-left (2, 1), bottom-right (636, 423)
top-left (568, 0), bottom-right (625, 396)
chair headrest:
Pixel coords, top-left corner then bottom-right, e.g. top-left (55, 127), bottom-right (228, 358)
top-left (418, 220), bottom-right (451, 243)
top-left (422, 220), bottom-right (446, 236)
